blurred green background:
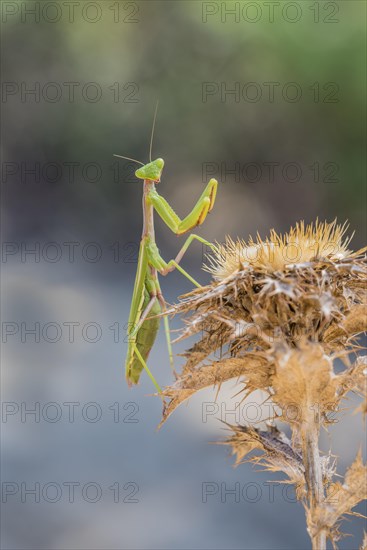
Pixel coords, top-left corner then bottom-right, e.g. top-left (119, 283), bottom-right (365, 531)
top-left (2, 1), bottom-right (366, 549)
top-left (3, 0), bottom-right (366, 252)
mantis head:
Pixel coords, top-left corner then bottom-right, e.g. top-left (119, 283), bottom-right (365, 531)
top-left (135, 158), bottom-right (164, 183)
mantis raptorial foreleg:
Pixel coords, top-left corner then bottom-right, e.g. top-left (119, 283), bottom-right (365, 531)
top-left (148, 178), bottom-right (217, 235)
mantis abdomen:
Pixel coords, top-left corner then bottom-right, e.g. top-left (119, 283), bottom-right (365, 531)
top-left (128, 285), bottom-right (161, 384)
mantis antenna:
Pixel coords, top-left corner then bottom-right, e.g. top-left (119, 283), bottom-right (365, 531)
top-left (113, 154), bottom-right (144, 166)
top-left (149, 100), bottom-right (159, 163)
top-left (114, 101), bottom-right (159, 166)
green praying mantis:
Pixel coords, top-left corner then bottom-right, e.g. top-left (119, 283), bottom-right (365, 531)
top-left (114, 105), bottom-right (218, 393)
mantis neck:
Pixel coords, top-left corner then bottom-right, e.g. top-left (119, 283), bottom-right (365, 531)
top-left (142, 180), bottom-right (155, 240)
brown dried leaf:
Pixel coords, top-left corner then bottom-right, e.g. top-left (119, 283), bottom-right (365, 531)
top-left (343, 304), bottom-right (367, 337)
top-left (272, 343), bottom-right (339, 422)
top-left (159, 355), bottom-right (270, 426)
top-left (322, 324), bottom-right (346, 347)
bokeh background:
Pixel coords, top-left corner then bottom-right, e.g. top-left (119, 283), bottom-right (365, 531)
top-left (1, 1), bottom-right (366, 549)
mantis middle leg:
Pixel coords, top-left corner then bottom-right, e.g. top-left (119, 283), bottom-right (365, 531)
top-left (148, 234), bottom-right (216, 288)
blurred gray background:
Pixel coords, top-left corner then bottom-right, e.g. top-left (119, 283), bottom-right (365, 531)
top-left (1, 1), bottom-right (366, 549)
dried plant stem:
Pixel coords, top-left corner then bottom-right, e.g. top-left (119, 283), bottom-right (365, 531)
top-left (301, 418), bottom-right (326, 550)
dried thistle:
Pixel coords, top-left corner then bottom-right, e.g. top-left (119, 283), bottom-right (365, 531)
top-left (161, 220), bottom-right (367, 550)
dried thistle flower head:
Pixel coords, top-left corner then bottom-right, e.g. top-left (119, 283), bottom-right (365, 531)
top-left (161, 219), bottom-right (367, 550)
top-left (206, 220), bottom-right (356, 279)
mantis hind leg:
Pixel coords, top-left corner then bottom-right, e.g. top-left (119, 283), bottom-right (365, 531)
top-left (130, 289), bottom-right (175, 387)
top-left (157, 293), bottom-right (177, 379)
top-left (131, 344), bottom-right (162, 394)
top-left (129, 295), bottom-right (157, 339)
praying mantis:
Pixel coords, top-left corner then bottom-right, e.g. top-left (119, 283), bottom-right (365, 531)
top-left (114, 105), bottom-right (218, 393)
